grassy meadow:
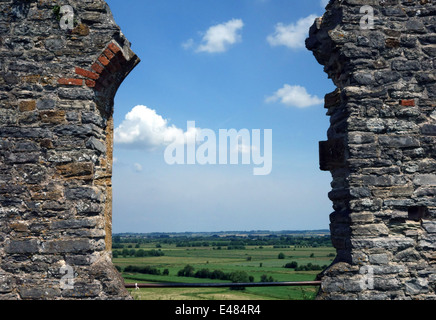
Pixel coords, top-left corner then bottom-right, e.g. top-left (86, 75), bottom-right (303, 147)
top-left (112, 233), bottom-right (335, 300)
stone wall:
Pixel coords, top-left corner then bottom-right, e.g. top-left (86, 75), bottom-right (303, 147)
top-left (1, 0), bottom-right (434, 301)
top-left (307, 0), bottom-right (436, 299)
top-left (0, 0), bottom-right (139, 299)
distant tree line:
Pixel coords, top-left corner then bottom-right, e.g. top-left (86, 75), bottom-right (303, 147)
top-left (112, 235), bottom-right (332, 249)
top-left (121, 265), bottom-right (169, 276)
top-left (283, 261), bottom-right (327, 271)
top-left (176, 264), bottom-right (276, 289)
top-left (112, 248), bottom-right (164, 258)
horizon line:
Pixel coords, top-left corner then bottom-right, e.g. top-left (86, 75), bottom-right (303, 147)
top-left (113, 228), bottom-right (330, 235)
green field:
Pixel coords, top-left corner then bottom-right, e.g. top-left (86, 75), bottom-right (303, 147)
top-left (112, 234), bottom-right (335, 300)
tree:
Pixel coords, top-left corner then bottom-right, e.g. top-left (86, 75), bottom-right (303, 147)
top-left (260, 274), bottom-right (274, 282)
top-left (195, 268), bottom-right (212, 279)
top-left (229, 271), bottom-right (250, 290)
top-left (284, 261), bottom-right (298, 269)
top-left (211, 269), bottom-right (226, 280)
top-left (135, 249), bottom-right (145, 257)
top-left (122, 248), bottom-right (129, 257)
top-left (278, 252), bottom-right (285, 259)
top-left (178, 264), bottom-right (195, 277)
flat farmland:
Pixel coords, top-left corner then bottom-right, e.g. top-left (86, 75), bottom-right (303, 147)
top-left (112, 233), bottom-right (335, 300)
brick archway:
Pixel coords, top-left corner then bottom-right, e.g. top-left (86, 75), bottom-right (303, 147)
top-left (57, 40), bottom-right (140, 253)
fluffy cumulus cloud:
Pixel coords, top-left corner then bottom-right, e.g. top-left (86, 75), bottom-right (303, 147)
top-left (267, 14), bottom-right (318, 49)
top-left (114, 105), bottom-right (198, 149)
top-left (184, 19), bottom-right (244, 53)
top-left (266, 84), bottom-right (323, 108)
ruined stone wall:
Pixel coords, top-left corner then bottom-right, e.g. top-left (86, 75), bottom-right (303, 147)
top-left (307, 0), bottom-right (436, 299)
top-left (0, 0), bottom-right (139, 299)
top-left (1, 0), bottom-right (434, 301)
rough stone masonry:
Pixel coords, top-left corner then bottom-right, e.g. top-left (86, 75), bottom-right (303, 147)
top-left (307, 0), bottom-right (436, 299)
top-left (0, 0), bottom-right (139, 299)
top-left (0, 0), bottom-right (435, 301)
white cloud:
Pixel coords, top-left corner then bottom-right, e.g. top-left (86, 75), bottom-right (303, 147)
top-left (267, 14), bottom-right (318, 49)
top-left (114, 105), bottom-right (198, 149)
top-left (185, 19), bottom-right (244, 53)
top-left (265, 84), bottom-right (323, 108)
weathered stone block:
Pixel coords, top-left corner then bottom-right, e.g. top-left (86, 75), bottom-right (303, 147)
top-left (394, 248), bottom-right (422, 262)
top-left (372, 185), bottom-right (414, 198)
top-left (413, 174), bottom-right (436, 186)
top-left (405, 278), bottom-right (429, 295)
top-left (368, 253), bottom-right (389, 265)
top-left (51, 219), bottom-right (97, 230)
top-left (0, 275), bottom-right (14, 293)
top-left (39, 110), bottom-right (66, 124)
top-left (19, 286), bottom-right (61, 300)
top-left (57, 88), bottom-right (94, 100)
top-left (379, 135), bottom-right (420, 148)
top-left (56, 162), bottom-right (94, 179)
top-left (36, 98), bottom-right (56, 110)
top-left (61, 282), bottom-right (102, 298)
top-left (5, 239), bottom-right (39, 254)
top-left (348, 132), bottom-right (375, 144)
top-left (41, 239), bottom-right (93, 254)
top-left (65, 187), bottom-right (103, 202)
top-left (422, 221), bottom-right (436, 233)
top-left (356, 175), bottom-right (408, 187)
top-left (373, 277), bottom-right (401, 291)
top-left (85, 137), bottom-right (106, 153)
top-left (349, 212), bottom-right (374, 223)
top-left (19, 100), bottom-right (36, 112)
top-left (6, 152), bottom-right (39, 164)
top-left (343, 277), bottom-right (365, 292)
top-left (53, 124), bottom-right (94, 137)
top-left (351, 237), bottom-right (415, 251)
top-left (352, 224), bottom-right (390, 237)
top-left (421, 124), bottom-right (436, 136)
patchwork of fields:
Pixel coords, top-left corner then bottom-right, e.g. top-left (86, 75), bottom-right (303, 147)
top-left (112, 233), bottom-right (335, 300)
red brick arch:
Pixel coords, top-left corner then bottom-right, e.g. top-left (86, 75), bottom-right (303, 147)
top-left (58, 41), bottom-right (127, 92)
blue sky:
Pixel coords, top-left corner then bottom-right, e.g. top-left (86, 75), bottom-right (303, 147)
top-left (107, 0), bottom-right (336, 233)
